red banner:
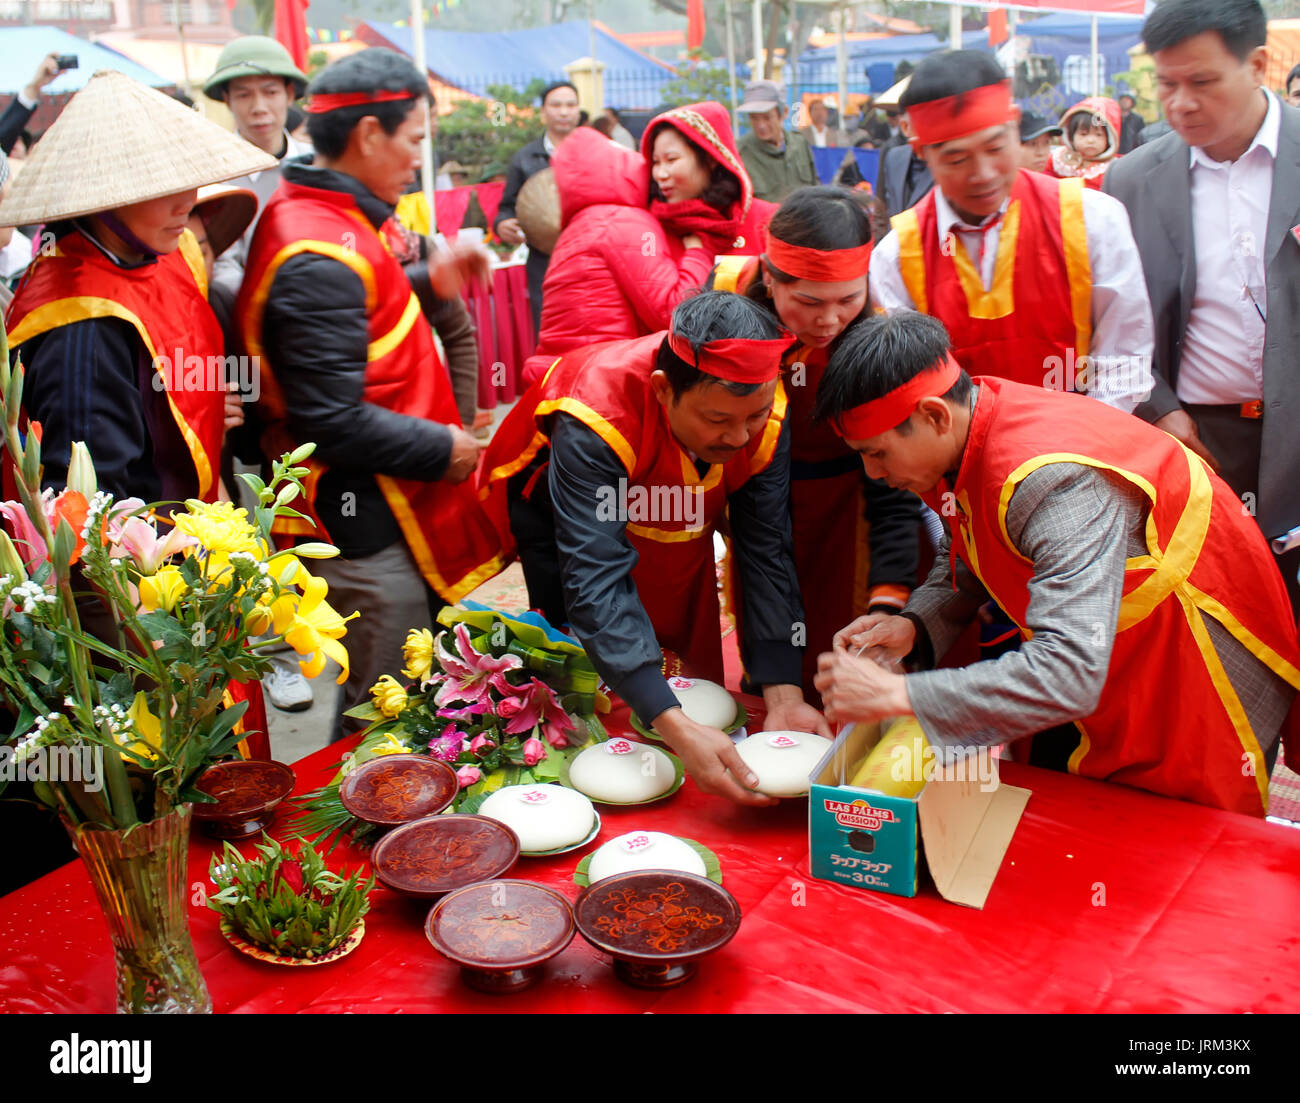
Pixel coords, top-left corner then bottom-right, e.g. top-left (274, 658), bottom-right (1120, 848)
top-left (274, 0), bottom-right (311, 73)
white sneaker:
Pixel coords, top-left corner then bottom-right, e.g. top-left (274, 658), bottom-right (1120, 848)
top-left (262, 657), bottom-right (314, 712)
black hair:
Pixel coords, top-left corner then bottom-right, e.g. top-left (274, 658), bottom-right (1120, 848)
top-left (763, 186), bottom-right (873, 284)
top-left (1288, 63), bottom-right (1300, 90)
top-left (1065, 110), bottom-right (1106, 143)
top-left (813, 312), bottom-right (973, 433)
top-left (656, 290), bottom-right (785, 399)
top-left (578, 109), bottom-right (589, 127)
top-left (900, 50), bottom-right (1008, 111)
top-left (306, 48), bottom-right (429, 159)
top-left (540, 80), bottom-right (578, 106)
top-left (286, 105), bottom-right (305, 132)
top-left (1141, 0), bottom-right (1266, 61)
top-left (605, 106), bottom-right (623, 121)
top-left (645, 124), bottom-right (743, 215)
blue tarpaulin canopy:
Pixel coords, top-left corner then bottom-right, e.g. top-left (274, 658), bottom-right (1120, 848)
top-left (0, 26), bottom-right (172, 95)
top-left (359, 20), bottom-right (676, 110)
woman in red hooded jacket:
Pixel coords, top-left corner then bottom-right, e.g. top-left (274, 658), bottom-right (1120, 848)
top-left (522, 101), bottom-right (776, 384)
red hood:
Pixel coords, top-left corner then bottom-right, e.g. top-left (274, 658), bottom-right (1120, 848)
top-left (1060, 96), bottom-right (1121, 159)
top-left (553, 126), bottom-right (651, 225)
top-left (641, 100), bottom-right (754, 219)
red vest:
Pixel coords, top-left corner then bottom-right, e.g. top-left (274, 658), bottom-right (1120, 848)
top-left (921, 378), bottom-right (1300, 816)
top-left (891, 171), bottom-right (1093, 387)
top-left (237, 179), bottom-right (504, 601)
top-left (6, 229), bottom-right (224, 501)
top-left (480, 333), bottom-right (788, 681)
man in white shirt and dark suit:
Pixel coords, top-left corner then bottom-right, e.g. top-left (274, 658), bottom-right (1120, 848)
top-left (1104, 0), bottom-right (1300, 609)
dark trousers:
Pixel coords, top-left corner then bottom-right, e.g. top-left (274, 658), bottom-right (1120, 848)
top-left (507, 454), bottom-right (567, 627)
top-left (1185, 403), bottom-right (1300, 613)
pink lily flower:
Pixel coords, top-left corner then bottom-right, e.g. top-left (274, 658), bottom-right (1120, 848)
top-left (105, 502), bottom-right (196, 573)
top-left (427, 726), bottom-right (466, 764)
top-left (0, 500), bottom-right (46, 570)
top-left (433, 623), bottom-right (522, 709)
top-left (522, 677), bottom-right (578, 747)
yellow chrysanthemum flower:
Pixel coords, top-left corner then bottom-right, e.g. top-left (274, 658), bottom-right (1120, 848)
top-left (138, 565), bottom-right (188, 613)
top-left (369, 675), bottom-right (410, 719)
top-left (174, 500), bottom-right (262, 557)
top-left (402, 627), bottom-right (436, 687)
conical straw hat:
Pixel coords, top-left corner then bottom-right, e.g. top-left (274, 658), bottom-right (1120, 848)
top-left (0, 69), bottom-right (278, 227)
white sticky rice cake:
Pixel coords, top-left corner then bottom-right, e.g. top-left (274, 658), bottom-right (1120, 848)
top-left (733, 731), bottom-right (834, 798)
top-left (587, 830), bottom-right (707, 883)
top-left (478, 784), bottom-right (596, 852)
top-left (568, 738), bottom-right (676, 802)
top-left (665, 675), bottom-right (737, 729)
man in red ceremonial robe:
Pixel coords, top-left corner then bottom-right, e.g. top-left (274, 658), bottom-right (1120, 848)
top-left (237, 49), bottom-right (504, 738)
top-left (480, 291), bottom-right (829, 805)
top-left (813, 312), bottom-right (1300, 817)
top-left (870, 50), bottom-right (1155, 414)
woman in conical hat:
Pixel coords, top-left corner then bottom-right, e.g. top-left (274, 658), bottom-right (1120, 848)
top-left (1, 69), bottom-right (275, 504)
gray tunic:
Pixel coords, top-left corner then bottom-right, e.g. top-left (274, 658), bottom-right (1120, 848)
top-left (903, 462), bottom-right (1294, 757)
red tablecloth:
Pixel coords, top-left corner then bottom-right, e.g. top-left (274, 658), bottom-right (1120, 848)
top-left (2, 705), bottom-right (1298, 1014)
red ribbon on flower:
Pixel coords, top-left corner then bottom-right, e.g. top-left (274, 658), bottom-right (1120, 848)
top-left (666, 328), bottom-right (793, 385)
top-left (305, 89), bottom-right (417, 114)
top-left (833, 354), bottom-right (962, 441)
top-left (906, 80), bottom-right (1016, 148)
top-left (764, 237), bottom-right (872, 282)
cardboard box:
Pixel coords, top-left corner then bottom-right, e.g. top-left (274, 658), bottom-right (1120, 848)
top-left (808, 720), bottom-right (1030, 908)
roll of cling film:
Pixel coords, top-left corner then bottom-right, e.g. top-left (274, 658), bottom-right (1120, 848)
top-left (848, 718), bottom-right (929, 797)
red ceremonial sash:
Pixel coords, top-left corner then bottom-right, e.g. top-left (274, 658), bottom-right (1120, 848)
top-left (237, 178), bottom-right (504, 601)
top-left (6, 229), bottom-right (225, 501)
top-left (891, 171), bottom-right (1093, 388)
top-left (920, 377), bottom-right (1300, 816)
top-left (480, 333), bottom-right (788, 680)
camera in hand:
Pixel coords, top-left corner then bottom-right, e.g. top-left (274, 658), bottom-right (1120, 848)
top-left (55, 55), bottom-right (79, 71)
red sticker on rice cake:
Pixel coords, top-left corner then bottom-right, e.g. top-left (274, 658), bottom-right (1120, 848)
top-left (605, 739), bottom-right (636, 756)
top-left (767, 734), bottom-right (800, 749)
top-left (620, 832), bottom-right (654, 853)
top-left (667, 676), bottom-right (696, 690)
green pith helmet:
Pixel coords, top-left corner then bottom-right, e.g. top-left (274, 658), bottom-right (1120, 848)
top-left (203, 36), bottom-right (309, 101)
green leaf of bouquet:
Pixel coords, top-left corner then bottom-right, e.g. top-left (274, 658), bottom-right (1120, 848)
top-left (136, 610), bottom-right (192, 648)
top-left (343, 701), bottom-right (385, 722)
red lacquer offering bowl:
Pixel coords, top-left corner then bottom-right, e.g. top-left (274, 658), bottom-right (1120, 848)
top-left (370, 814), bottom-right (520, 900)
top-left (339, 754), bottom-right (459, 828)
top-left (426, 879), bottom-right (575, 994)
top-left (574, 869), bottom-right (742, 989)
top-left (191, 760), bottom-right (296, 839)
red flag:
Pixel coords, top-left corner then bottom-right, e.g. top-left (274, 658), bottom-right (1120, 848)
top-left (687, 0), bottom-right (706, 51)
top-left (988, 8), bottom-right (1008, 47)
top-left (274, 0), bottom-right (310, 73)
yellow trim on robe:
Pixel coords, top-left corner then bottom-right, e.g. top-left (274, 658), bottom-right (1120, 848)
top-left (891, 207), bottom-right (928, 314)
top-left (369, 292), bottom-right (423, 363)
top-left (711, 254), bottom-right (751, 294)
top-left (749, 382), bottom-right (788, 474)
top-left (1057, 178), bottom-right (1092, 358)
top-left (7, 295), bottom-right (215, 499)
top-left (375, 473), bottom-right (506, 601)
top-left (950, 200), bottom-right (1020, 320)
top-left (627, 522), bottom-right (710, 543)
top-left (480, 431), bottom-right (551, 497)
top-left (533, 396), bottom-right (638, 474)
top-left (178, 228), bottom-right (208, 299)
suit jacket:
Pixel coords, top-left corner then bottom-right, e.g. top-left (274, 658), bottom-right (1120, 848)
top-left (878, 143), bottom-right (934, 219)
top-left (1103, 100), bottom-right (1300, 545)
top-left (0, 95), bottom-right (35, 156)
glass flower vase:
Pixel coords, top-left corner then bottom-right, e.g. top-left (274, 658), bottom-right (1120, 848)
top-left (69, 804), bottom-right (212, 1014)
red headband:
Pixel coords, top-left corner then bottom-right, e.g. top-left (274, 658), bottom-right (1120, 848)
top-left (906, 81), bottom-right (1015, 147)
top-left (667, 328), bottom-right (793, 385)
top-left (765, 237), bottom-right (872, 282)
top-left (305, 90), bottom-right (417, 114)
top-left (833, 354), bottom-right (962, 440)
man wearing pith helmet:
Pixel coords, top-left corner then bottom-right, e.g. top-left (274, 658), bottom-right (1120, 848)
top-left (236, 48), bottom-right (504, 740)
top-left (202, 36), bottom-right (311, 302)
top-left (812, 311), bottom-right (1300, 816)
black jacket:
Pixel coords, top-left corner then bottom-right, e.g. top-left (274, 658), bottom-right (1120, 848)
top-left (0, 95), bottom-right (34, 156)
top-left (878, 144), bottom-right (934, 220)
top-left (260, 160), bottom-right (453, 558)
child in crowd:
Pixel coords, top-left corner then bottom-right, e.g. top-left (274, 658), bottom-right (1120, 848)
top-left (1047, 96), bottom-right (1121, 189)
